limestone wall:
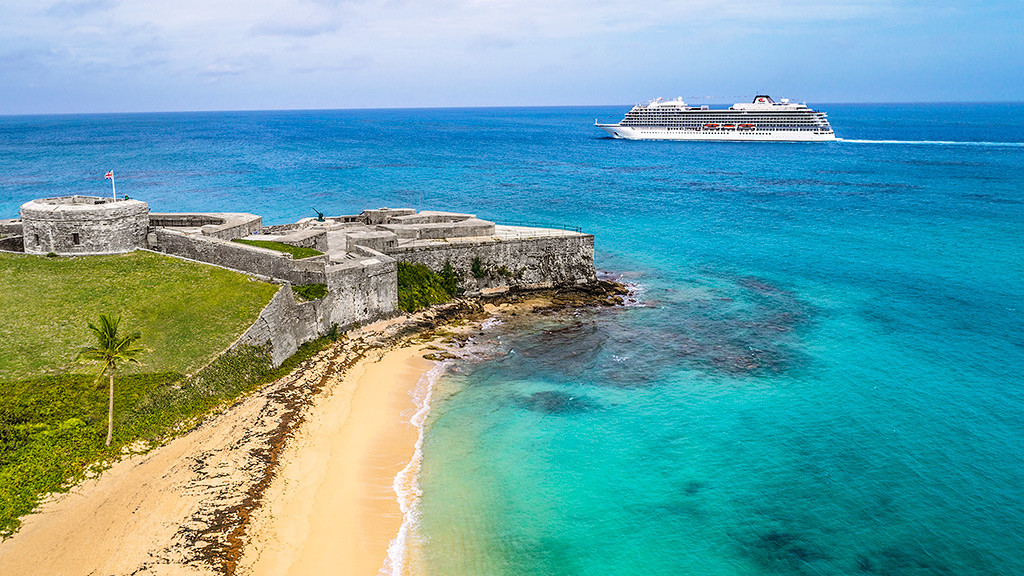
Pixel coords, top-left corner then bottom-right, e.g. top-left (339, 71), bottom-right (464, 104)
top-left (273, 229), bottom-right (328, 252)
top-left (21, 197), bottom-right (149, 255)
top-left (231, 247), bottom-right (398, 366)
top-left (150, 228), bottom-right (327, 285)
top-left (324, 247), bottom-right (398, 327)
top-left (0, 235), bottom-right (24, 252)
top-left (389, 233), bottom-right (596, 291)
top-left (0, 219), bottom-right (22, 237)
top-left (232, 287), bottom-right (321, 366)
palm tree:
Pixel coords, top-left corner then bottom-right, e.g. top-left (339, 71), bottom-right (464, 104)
top-left (77, 315), bottom-right (143, 446)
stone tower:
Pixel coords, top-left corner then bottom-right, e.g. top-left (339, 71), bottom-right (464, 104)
top-left (20, 196), bottom-right (149, 255)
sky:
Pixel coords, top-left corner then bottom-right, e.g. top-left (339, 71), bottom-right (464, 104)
top-left (0, 0), bottom-right (1021, 114)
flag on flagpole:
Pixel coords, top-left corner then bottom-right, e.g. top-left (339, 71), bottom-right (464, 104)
top-left (105, 171), bottom-right (113, 179)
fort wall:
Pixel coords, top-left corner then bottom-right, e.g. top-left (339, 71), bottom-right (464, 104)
top-left (389, 233), bottom-right (596, 291)
top-left (21, 197), bottom-right (148, 256)
top-left (149, 228), bottom-right (328, 286)
top-left (7, 198), bottom-right (599, 367)
top-left (231, 247), bottom-right (397, 364)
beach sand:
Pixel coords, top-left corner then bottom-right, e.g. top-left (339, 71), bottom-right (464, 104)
top-left (238, 345), bottom-right (435, 576)
top-left (0, 334), bottom-right (438, 576)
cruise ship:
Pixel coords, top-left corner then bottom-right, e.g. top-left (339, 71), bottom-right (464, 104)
top-left (596, 95), bottom-right (836, 141)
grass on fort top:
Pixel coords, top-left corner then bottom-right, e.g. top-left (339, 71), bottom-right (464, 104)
top-left (0, 250), bottom-right (286, 537)
top-left (231, 238), bottom-right (323, 260)
top-left (0, 250), bottom-right (279, 380)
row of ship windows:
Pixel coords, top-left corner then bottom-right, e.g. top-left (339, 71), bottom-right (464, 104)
top-left (626, 120), bottom-right (824, 124)
top-left (622, 123), bottom-right (828, 128)
top-left (626, 113), bottom-right (823, 117)
top-left (632, 127), bottom-right (831, 131)
top-left (626, 116), bottom-right (824, 120)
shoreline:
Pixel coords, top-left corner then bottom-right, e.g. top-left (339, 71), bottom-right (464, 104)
top-left (237, 344), bottom-right (438, 576)
top-left (0, 282), bottom-right (628, 575)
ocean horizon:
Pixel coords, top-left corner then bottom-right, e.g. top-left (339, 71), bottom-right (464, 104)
top-left (2, 103), bottom-right (1023, 574)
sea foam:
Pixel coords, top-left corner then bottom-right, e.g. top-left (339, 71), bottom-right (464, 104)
top-left (380, 360), bottom-right (447, 576)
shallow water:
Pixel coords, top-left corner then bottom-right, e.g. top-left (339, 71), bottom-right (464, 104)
top-left (3, 103), bottom-right (1023, 574)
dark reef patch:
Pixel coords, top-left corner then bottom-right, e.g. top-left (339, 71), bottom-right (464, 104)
top-left (515, 390), bottom-right (599, 414)
top-left (854, 544), bottom-right (956, 576)
top-left (744, 529), bottom-right (831, 572)
top-left (683, 480), bottom-right (704, 495)
top-left (464, 271), bottom-right (812, 386)
top-left (508, 319), bottom-right (608, 378)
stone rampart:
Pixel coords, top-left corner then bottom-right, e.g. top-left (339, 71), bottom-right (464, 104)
top-left (232, 287), bottom-right (322, 366)
top-left (389, 233), bottom-right (596, 291)
top-left (273, 229), bottom-right (328, 252)
top-left (149, 212), bottom-right (262, 240)
top-left (324, 246), bottom-right (398, 327)
top-left (21, 196), bottom-right (149, 255)
top-left (231, 247), bottom-right (398, 365)
top-left (0, 219), bottom-right (22, 237)
top-left (345, 230), bottom-right (398, 253)
top-left (150, 228), bottom-right (327, 285)
top-left (388, 211), bottom-right (474, 225)
top-left (0, 235), bottom-right (24, 252)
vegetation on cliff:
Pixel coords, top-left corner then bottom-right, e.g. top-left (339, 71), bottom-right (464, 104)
top-left (397, 261), bottom-right (459, 312)
top-left (291, 283), bottom-right (328, 301)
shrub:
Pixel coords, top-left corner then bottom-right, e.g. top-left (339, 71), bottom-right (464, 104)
top-left (397, 262), bottom-right (460, 312)
top-left (471, 257), bottom-right (487, 279)
top-left (440, 260), bottom-right (459, 294)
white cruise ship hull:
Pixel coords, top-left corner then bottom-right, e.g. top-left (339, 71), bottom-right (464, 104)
top-left (596, 124), bottom-right (836, 142)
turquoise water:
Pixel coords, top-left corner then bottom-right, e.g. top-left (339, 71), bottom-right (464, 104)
top-left (2, 104), bottom-right (1023, 574)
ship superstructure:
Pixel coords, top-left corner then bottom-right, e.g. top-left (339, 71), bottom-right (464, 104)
top-left (596, 95), bottom-right (835, 141)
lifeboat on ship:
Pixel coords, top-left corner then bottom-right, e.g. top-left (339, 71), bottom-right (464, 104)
top-left (704, 123), bottom-right (719, 129)
top-left (723, 124), bottom-right (736, 129)
top-left (738, 124), bottom-right (755, 130)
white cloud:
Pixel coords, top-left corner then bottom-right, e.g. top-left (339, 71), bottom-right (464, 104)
top-left (3, 0), bottom-right (1014, 112)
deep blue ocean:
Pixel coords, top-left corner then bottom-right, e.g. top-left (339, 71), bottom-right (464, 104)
top-left (2, 104), bottom-right (1023, 575)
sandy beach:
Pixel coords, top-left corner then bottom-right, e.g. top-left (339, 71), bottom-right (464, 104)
top-left (0, 318), bottom-right (444, 576)
top-left (238, 345), bottom-right (435, 576)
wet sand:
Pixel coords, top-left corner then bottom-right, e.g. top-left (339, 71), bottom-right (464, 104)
top-left (238, 345), bottom-right (435, 576)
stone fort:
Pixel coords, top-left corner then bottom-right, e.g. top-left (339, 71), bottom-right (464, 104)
top-left (0, 196), bottom-right (596, 364)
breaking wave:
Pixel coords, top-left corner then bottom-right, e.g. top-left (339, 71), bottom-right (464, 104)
top-left (380, 361), bottom-right (448, 576)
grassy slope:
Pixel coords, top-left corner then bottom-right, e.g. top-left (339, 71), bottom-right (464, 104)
top-left (0, 251), bottom-right (279, 380)
top-left (0, 250), bottom-right (288, 537)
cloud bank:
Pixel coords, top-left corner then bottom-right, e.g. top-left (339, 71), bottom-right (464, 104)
top-left (0, 0), bottom-right (1020, 112)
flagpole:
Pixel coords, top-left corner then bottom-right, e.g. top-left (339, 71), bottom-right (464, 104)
top-left (110, 172), bottom-right (116, 200)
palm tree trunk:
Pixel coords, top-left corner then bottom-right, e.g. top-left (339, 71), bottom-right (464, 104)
top-left (106, 368), bottom-right (114, 446)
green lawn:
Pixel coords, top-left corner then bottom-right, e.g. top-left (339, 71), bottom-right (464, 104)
top-left (0, 250), bottom-right (292, 537)
top-left (231, 238), bottom-right (323, 260)
top-left (0, 251), bottom-right (279, 380)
